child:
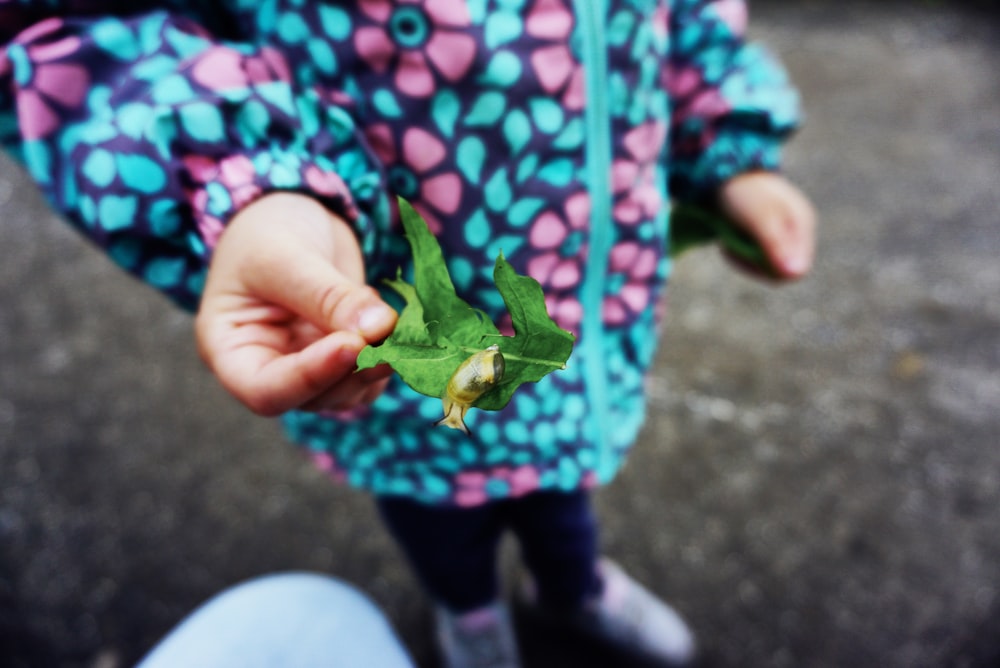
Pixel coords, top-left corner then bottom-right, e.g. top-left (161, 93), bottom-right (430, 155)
top-left (1, 1), bottom-right (815, 666)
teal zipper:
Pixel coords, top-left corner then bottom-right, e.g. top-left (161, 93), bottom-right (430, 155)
top-left (575, 0), bottom-right (613, 475)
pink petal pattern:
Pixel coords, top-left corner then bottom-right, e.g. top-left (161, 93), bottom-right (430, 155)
top-left (16, 17), bottom-right (64, 44)
top-left (259, 48), bottom-right (292, 82)
top-left (17, 89), bottom-right (60, 140)
top-left (611, 159), bottom-right (640, 192)
top-left (603, 297), bottom-right (627, 324)
top-left (526, 0), bottom-right (573, 39)
top-left (529, 211), bottom-right (568, 248)
top-left (192, 48), bottom-right (247, 89)
top-left (562, 66), bottom-right (585, 110)
top-left (528, 253), bottom-right (559, 282)
top-left (355, 27), bottom-right (395, 73)
top-left (425, 0), bottom-right (472, 28)
top-left (550, 261), bottom-right (580, 289)
top-left (402, 126), bottom-right (446, 173)
top-left (532, 45), bottom-right (573, 93)
top-left (421, 172), bottom-right (462, 214)
top-left (620, 284), bottom-right (649, 312)
top-left (623, 121), bottom-right (667, 163)
top-left (413, 202), bottom-right (444, 234)
top-left (426, 32), bottom-right (476, 82)
top-left (364, 123), bottom-right (397, 163)
top-left (453, 465), bottom-right (542, 507)
top-left (547, 295), bottom-right (583, 334)
top-left (565, 192), bottom-right (591, 227)
top-left (714, 0), bottom-right (748, 34)
top-left (359, 0), bottom-right (393, 22)
top-left (304, 165), bottom-right (350, 199)
top-left (27, 36), bottom-right (81, 62)
top-left (395, 50), bottom-right (435, 97)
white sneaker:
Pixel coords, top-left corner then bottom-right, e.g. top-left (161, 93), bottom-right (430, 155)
top-left (518, 558), bottom-right (696, 667)
top-left (435, 601), bottom-right (521, 668)
top-left (580, 558), bottom-right (697, 667)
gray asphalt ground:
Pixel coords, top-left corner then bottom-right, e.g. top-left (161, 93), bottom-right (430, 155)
top-left (2, 2), bottom-right (999, 667)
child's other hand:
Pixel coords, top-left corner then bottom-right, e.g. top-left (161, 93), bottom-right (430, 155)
top-left (717, 172), bottom-right (817, 281)
top-left (195, 193), bottom-right (397, 416)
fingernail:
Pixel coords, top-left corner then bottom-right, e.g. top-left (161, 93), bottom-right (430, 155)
top-left (358, 305), bottom-right (395, 337)
top-left (781, 254), bottom-right (809, 276)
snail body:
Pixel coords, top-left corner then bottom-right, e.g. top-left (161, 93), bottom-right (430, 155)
top-left (435, 345), bottom-right (505, 435)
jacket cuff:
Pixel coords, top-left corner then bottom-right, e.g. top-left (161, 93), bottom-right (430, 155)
top-left (669, 126), bottom-right (787, 204)
top-left (183, 147), bottom-right (386, 263)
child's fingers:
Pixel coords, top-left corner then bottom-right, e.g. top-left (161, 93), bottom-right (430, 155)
top-left (243, 248), bottom-right (397, 344)
top-left (769, 192), bottom-right (816, 279)
top-left (194, 193), bottom-right (399, 414)
top-left (722, 174), bottom-right (816, 280)
top-left (299, 365), bottom-right (394, 413)
top-left (753, 209), bottom-right (812, 279)
top-left (206, 193), bottom-right (397, 344)
top-left (210, 330), bottom-right (372, 417)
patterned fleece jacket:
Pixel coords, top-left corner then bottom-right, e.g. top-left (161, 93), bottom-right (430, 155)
top-left (0, 0), bottom-right (799, 506)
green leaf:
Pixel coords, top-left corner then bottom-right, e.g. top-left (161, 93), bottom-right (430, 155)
top-left (669, 202), bottom-right (773, 274)
top-left (357, 198), bottom-right (575, 416)
top-left (399, 200), bottom-right (498, 346)
top-left (475, 252), bottom-right (576, 410)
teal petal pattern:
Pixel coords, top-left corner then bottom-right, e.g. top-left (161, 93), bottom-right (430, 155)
top-left (91, 19), bottom-right (141, 60)
top-left (456, 136), bottom-right (486, 184)
top-left (484, 13), bottom-right (522, 48)
top-left (98, 195), bottom-right (138, 231)
top-left (464, 91), bottom-right (507, 127)
top-left (481, 51), bottom-right (522, 87)
top-left (431, 90), bottom-right (461, 137)
top-left (483, 167), bottom-right (512, 211)
top-left (318, 5), bottom-right (352, 40)
top-left (116, 154), bottom-right (168, 194)
top-left (179, 102), bottom-right (225, 142)
top-left (528, 97), bottom-right (564, 134)
top-left (502, 109), bottom-right (531, 154)
top-left (82, 149), bottom-right (117, 188)
top-left (373, 89), bottom-right (403, 118)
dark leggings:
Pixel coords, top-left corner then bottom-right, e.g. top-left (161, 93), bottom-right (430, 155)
top-left (376, 490), bottom-right (602, 613)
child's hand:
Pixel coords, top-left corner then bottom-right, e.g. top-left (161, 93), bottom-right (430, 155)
top-left (195, 193), bottom-right (397, 416)
top-left (717, 172), bottom-right (817, 281)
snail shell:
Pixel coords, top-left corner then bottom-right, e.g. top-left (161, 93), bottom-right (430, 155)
top-left (434, 345), bottom-right (505, 435)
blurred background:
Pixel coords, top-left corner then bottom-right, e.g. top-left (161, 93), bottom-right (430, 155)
top-left (2, 1), bottom-right (999, 666)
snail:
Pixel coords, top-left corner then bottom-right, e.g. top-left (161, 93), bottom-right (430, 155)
top-left (434, 345), bottom-right (505, 435)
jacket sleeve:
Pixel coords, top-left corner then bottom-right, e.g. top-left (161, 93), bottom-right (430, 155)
top-left (665, 0), bottom-right (801, 203)
top-left (0, 5), bottom-right (388, 311)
